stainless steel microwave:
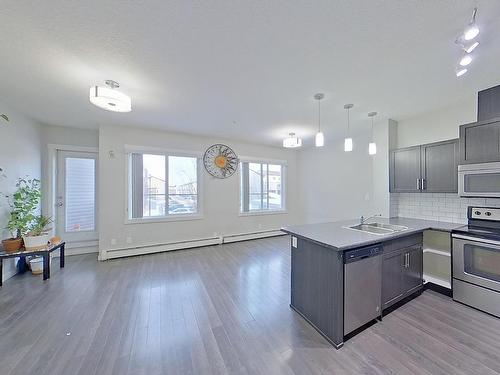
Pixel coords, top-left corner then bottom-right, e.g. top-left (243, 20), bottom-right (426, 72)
top-left (458, 162), bottom-right (500, 197)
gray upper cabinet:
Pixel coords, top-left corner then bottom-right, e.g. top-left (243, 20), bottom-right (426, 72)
top-left (390, 139), bottom-right (458, 193)
top-left (459, 118), bottom-right (500, 165)
top-left (478, 85), bottom-right (500, 122)
top-left (389, 146), bottom-right (421, 192)
top-left (421, 139), bottom-right (459, 193)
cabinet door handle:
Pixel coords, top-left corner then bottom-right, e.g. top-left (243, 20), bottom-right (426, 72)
top-left (421, 178), bottom-right (426, 190)
top-left (416, 178), bottom-right (420, 190)
top-left (404, 253), bottom-right (409, 268)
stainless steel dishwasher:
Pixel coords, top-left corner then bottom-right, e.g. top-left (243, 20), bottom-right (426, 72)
top-left (344, 245), bottom-right (382, 335)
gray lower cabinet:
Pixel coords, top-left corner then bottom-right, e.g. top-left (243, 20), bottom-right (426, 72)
top-left (382, 243), bottom-right (423, 310)
top-left (403, 245), bottom-right (423, 294)
top-left (459, 118), bottom-right (500, 164)
top-left (382, 250), bottom-right (404, 308)
top-left (290, 236), bottom-right (344, 348)
top-left (390, 139), bottom-right (458, 193)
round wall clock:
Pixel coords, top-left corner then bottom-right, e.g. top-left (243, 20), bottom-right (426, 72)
top-left (203, 144), bottom-right (239, 179)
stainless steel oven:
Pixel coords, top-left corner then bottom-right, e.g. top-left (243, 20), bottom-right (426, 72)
top-left (452, 207), bottom-right (500, 317)
top-left (458, 162), bottom-right (500, 197)
top-left (453, 235), bottom-right (500, 292)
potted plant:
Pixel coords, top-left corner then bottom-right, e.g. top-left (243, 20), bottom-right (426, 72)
top-left (23, 215), bottom-right (53, 251)
top-left (1, 177), bottom-right (41, 252)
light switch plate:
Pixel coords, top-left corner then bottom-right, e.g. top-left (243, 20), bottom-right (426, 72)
top-left (292, 236), bottom-right (297, 248)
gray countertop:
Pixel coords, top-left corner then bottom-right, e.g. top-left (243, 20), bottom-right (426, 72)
top-left (281, 217), bottom-right (462, 251)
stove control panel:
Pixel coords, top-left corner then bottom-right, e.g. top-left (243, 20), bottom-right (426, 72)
top-left (469, 207), bottom-right (500, 221)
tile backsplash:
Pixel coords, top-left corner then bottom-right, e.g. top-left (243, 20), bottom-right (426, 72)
top-left (390, 193), bottom-right (500, 224)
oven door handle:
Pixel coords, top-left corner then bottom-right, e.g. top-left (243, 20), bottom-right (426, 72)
top-left (452, 234), bottom-right (500, 247)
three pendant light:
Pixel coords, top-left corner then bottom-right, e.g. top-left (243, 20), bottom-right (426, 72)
top-left (311, 93), bottom-right (377, 155)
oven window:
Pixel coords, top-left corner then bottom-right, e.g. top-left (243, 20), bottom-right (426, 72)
top-left (464, 244), bottom-right (500, 282)
top-left (464, 173), bottom-right (500, 193)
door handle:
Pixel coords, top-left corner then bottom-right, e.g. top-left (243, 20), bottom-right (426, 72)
top-left (56, 202), bottom-right (63, 207)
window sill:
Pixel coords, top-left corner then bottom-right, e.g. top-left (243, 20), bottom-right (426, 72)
top-left (238, 210), bottom-right (288, 217)
top-left (125, 214), bottom-right (204, 225)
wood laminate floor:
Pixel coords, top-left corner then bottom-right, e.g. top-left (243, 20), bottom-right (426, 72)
top-left (1, 236), bottom-right (500, 375)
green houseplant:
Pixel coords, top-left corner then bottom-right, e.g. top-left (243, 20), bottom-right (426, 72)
top-left (2, 177), bottom-right (42, 252)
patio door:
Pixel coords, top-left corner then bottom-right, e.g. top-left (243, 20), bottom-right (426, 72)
top-left (56, 150), bottom-right (98, 243)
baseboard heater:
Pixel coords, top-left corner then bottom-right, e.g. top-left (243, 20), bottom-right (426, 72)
top-left (102, 230), bottom-right (286, 260)
top-left (104, 236), bottom-right (221, 260)
top-left (222, 229), bottom-right (285, 243)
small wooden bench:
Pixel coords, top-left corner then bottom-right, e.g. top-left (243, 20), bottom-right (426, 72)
top-left (0, 242), bottom-right (65, 286)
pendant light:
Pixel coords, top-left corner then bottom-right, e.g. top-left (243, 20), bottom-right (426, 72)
top-left (283, 132), bottom-right (302, 148)
top-left (344, 104), bottom-right (353, 152)
top-left (314, 93), bottom-right (325, 147)
top-left (368, 111), bottom-right (377, 155)
top-left (463, 8), bottom-right (479, 41)
top-left (89, 80), bottom-right (132, 112)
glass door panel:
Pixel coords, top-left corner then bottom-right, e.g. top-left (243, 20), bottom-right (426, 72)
top-left (56, 150), bottom-right (98, 243)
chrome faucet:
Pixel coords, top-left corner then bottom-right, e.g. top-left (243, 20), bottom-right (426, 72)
top-left (360, 214), bottom-right (382, 225)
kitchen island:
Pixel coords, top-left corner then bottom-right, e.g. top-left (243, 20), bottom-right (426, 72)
top-left (282, 217), bottom-right (461, 349)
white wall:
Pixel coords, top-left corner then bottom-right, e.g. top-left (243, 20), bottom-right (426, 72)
top-left (396, 98), bottom-right (476, 148)
top-left (0, 106), bottom-right (42, 282)
top-left (297, 131), bottom-right (375, 224)
top-left (98, 125), bottom-right (300, 258)
top-left (372, 119), bottom-right (397, 217)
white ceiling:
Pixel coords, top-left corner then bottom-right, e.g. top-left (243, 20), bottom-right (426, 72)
top-left (2, 0), bottom-right (500, 147)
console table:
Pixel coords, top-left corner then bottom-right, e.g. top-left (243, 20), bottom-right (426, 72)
top-left (0, 242), bottom-right (65, 286)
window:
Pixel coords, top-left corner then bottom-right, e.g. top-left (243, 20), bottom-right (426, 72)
top-left (65, 157), bottom-right (96, 231)
top-left (240, 161), bottom-right (285, 213)
top-left (129, 153), bottom-right (199, 219)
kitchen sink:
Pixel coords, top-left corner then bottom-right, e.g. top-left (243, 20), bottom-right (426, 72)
top-left (362, 222), bottom-right (408, 232)
top-left (345, 222), bottom-right (408, 236)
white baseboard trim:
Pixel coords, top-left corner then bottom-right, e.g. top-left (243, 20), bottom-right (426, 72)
top-left (102, 236), bottom-right (222, 260)
top-left (222, 229), bottom-right (285, 243)
top-left (52, 245), bottom-right (99, 257)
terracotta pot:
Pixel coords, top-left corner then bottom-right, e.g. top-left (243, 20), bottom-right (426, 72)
top-left (2, 238), bottom-right (23, 253)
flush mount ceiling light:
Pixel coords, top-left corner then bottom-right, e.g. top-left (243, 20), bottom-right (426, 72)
top-left (343, 104), bottom-right (353, 152)
top-left (283, 132), bottom-right (302, 148)
top-left (314, 93), bottom-right (325, 147)
top-left (89, 80), bottom-right (132, 112)
top-left (368, 112), bottom-right (377, 156)
top-left (456, 68), bottom-right (468, 77)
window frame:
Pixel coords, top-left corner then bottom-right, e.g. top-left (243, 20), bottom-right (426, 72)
top-left (238, 156), bottom-right (287, 216)
top-left (124, 146), bottom-right (203, 224)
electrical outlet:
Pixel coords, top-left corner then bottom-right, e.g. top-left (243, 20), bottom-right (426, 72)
top-left (258, 223), bottom-right (262, 229)
top-left (126, 237), bottom-right (132, 244)
top-left (111, 238), bottom-right (117, 245)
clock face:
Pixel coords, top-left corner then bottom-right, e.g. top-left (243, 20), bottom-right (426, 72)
top-left (203, 144), bottom-right (238, 179)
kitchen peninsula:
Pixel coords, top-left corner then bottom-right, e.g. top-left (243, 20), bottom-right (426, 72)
top-left (282, 217), bottom-right (460, 349)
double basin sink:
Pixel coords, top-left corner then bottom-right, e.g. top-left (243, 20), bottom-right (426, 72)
top-left (345, 222), bottom-right (408, 235)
